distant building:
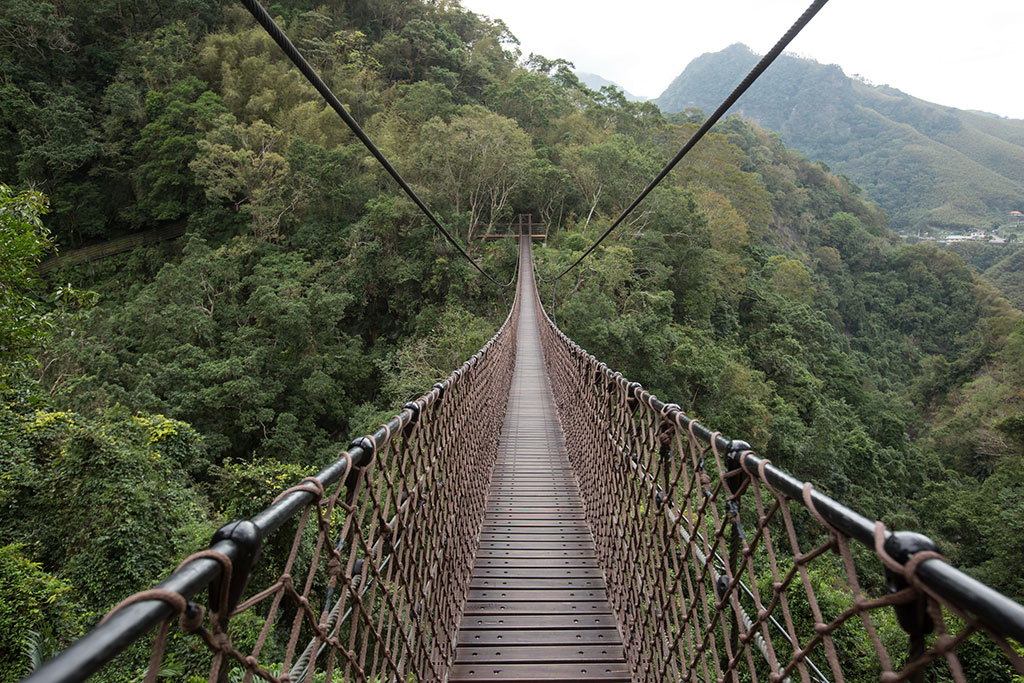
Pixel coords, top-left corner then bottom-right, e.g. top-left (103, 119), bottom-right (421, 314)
top-left (941, 233), bottom-right (990, 242)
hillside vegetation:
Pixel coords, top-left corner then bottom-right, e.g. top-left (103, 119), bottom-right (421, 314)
top-left (654, 43), bottom-right (1024, 232)
top-left (0, 1), bottom-right (1022, 680)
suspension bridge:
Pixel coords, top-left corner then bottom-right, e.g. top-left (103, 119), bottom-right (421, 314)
top-left (25, 237), bottom-right (1024, 683)
top-left (19, 0), bottom-right (1024, 680)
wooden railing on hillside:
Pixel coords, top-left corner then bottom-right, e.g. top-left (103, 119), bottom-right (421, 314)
top-left (38, 222), bottom-right (187, 274)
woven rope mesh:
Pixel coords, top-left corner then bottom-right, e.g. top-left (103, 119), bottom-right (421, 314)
top-left (120, 301), bottom-right (520, 683)
top-left (537, 302), bottom-right (1024, 683)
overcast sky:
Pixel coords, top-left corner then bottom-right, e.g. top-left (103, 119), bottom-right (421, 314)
top-left (459, 0), bottom-right (1024, 120)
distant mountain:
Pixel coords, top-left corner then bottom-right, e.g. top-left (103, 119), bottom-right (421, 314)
top-left (654, 44), bottom-right (1024, 231)
top-left (575, 71), bottom-right (647, 102)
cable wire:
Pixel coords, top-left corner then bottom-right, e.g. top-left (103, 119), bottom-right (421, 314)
top-left (238, 0), bottom-right (510, 288)
top-left (551, 0), bottom-right (830, 281)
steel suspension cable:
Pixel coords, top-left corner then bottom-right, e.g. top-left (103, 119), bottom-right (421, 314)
top-left (238, 0), bottom-right (512, 289)
top-left (551, 0), bottom-right (830, 281)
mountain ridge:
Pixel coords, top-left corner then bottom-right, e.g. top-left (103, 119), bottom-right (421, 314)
top-left (575, 70), bottom-right (648, 102)
top-left (653, 43), bottom-right (1024, 231)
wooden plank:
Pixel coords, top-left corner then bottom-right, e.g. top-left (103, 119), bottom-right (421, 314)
top-left (483, 511), bottom-right (584, 516)
top-left (487, 505), bottom-right (584, 511)
top-left (462, 601), bottom-right (613, 615)
top-left (477, 542), bottom-right (595, 551)
top-left (485, 502), bottom-right (583, 507)
top-left (482, 523), bottom-right (588, 529)
top-left (478, 533), bottom-right (594, 542)
top-left (455, 645), bottom-right (625, 663)
top-left (471, 579), bottom-right (606, 591)
top-left (473, 550), bottom-right (598, 559)
top-left (449, 663), bottom-right (631, 681)
top-left (460, 614), bottom-right (618, 629)
top-left (458, 629), bottom-right (622, 646)
top-left (467, 589), bottom-right (609, 601)
top-left (473, 558), bottom-right (600, 568)
top-left (472, 568), bottom-right (604, 578)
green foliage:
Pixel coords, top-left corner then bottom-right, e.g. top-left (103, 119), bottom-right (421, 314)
top-left (0, 544), bottom-right (82, 682)
top-left (190, 116), bottom-right (295, 240)
top-left (51, 238), bottom-right (372, 465)
top-left (382, 304), bottom-right (499, 405)
top-left (769, 255), bottom-right (814, 304)
top-left (981, 246), bottom-right (1024, 309)
top-left (411, 105), bottom-right (536, 240)
top-left (133, 77), bottom-right (228, 222)
top-left (2, 408), bottom-right (212, 610)
top-left (0, 183), bottom-right (52, 396)
top-left (210, 457), bottom-right (316, 521)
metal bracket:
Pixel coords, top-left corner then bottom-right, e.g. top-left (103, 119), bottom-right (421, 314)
top-left (344, 436), bottom-right (376, 503)
top-left (724, 440), bottom-right (751, 496)
top-left (884, 531), bottom-right (938, 636)
top-left (626, 382), bottom-right (643, 414)
top-left (208, 520), bottom-right (261, 624)
top-left (348, 436), bottom-right (376, 468)
top-left (402, 401), bottom-right (421, 436)
top-left (657, 405), bottom-right (680, 508)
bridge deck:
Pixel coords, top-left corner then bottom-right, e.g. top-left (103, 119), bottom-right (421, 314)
top-left (450, 249), bottom-right (630, 682)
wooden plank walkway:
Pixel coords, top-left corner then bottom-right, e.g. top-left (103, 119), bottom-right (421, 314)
top-left (450, 245), bottom-right (630, 682)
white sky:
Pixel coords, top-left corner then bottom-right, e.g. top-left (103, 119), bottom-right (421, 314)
top-left (459, 0), bottom-right (1024, 120)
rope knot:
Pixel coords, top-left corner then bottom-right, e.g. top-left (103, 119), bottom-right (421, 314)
top-left (179, 602), bottom-right (206, 632)
top-left (213, 631), bottom-right (232, 651)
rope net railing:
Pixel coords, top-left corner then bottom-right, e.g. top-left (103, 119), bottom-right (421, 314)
top-left (534, 273), bottom-right (1024, 682)
top-left (27, 284), bottom-right (520, 683)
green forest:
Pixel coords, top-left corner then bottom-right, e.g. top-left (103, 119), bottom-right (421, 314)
top-left (1, 0), bottom-right (1023, 680)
